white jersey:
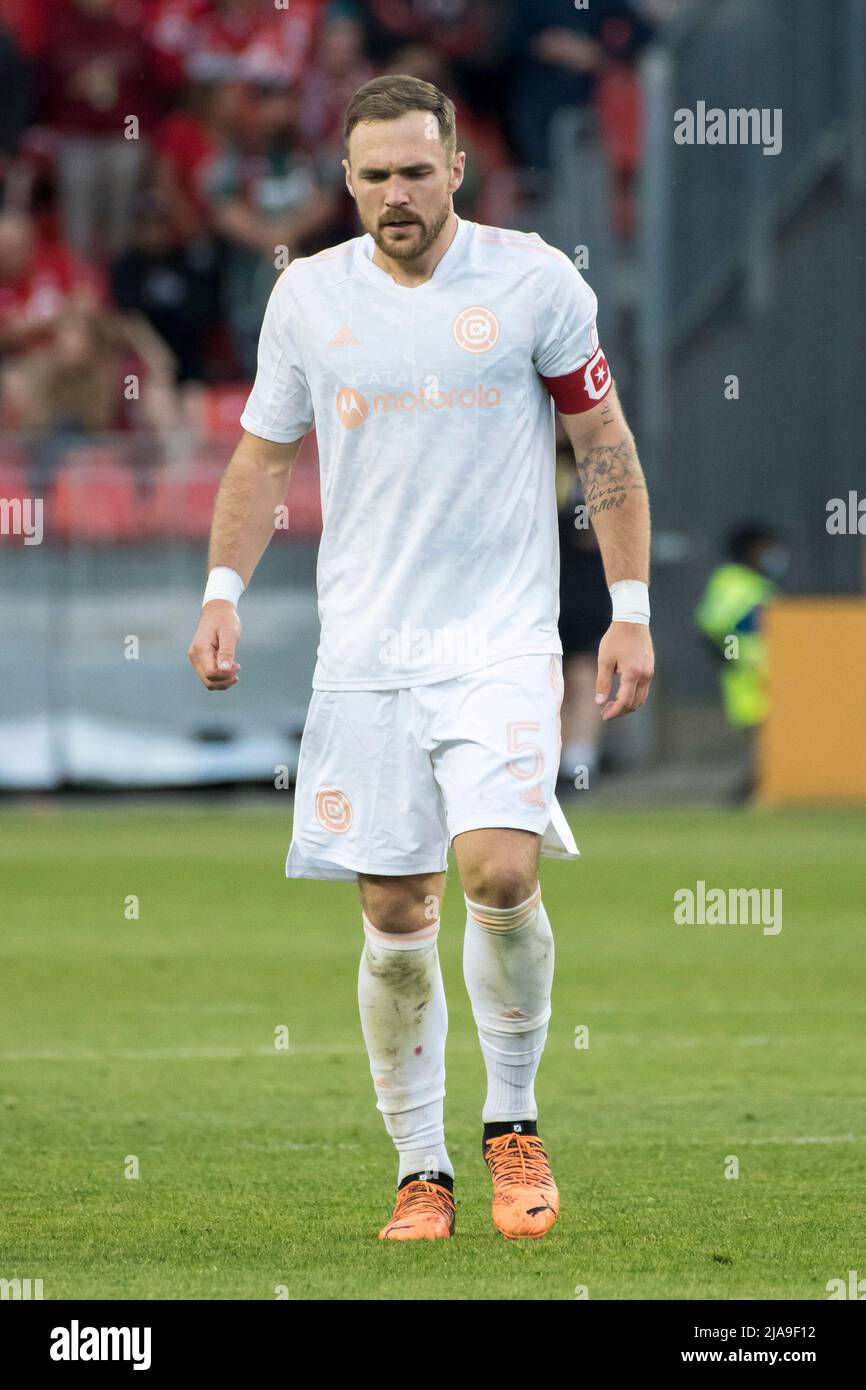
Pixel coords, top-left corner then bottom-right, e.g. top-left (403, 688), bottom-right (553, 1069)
top-left (240, 215), bottom-right (612, 690)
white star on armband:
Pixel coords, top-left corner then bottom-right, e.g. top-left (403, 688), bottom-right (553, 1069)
top-left (609, 580), bottom-right (650, 625)
top-left (202, 566), bottom-right (245, 608)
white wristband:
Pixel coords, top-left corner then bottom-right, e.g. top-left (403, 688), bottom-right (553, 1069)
top-left (202, 566), bottom-right (245, 608)
top-left (610, 579), bottom-right (650, 625)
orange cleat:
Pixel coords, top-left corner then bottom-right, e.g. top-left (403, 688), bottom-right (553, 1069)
top-left (378, 1179), bottom-right (455, 1241)
top-left (484, 1131), bottom-right (560, 1239)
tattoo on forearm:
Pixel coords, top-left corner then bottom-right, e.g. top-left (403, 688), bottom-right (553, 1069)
top-left (575, 439), bottom-right (647, 519)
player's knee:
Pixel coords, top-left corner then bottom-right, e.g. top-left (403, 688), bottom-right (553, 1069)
top-left (463, 862), bottom-right (538, 910)
top-left (363, 900), bottom-right (431, 933)
top-left (360, 879), bottom-right (441, 934)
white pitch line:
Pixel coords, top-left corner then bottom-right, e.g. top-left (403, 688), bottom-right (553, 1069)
top-left (0, 1047), bottom-right (279, 1061)
top-left (575, 1134), bottom-right (865, 1146)
top-left (0, 1042), bottom-right (489, 1061)
top-left (737, 1134), bottom-right (862, 1146)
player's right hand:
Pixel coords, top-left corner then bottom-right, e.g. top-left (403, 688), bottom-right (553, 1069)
top-left (187, 600), bottom-right (242, 691)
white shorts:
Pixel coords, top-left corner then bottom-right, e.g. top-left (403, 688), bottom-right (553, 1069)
top-left (286, 654), bottom-right (579, 881)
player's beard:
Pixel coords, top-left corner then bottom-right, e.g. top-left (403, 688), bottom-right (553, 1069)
top-left (370, 200), bottom-right (451, 263)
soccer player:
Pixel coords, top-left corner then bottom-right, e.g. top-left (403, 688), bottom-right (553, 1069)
top-left (188, 75), bottom-right (654, 1241)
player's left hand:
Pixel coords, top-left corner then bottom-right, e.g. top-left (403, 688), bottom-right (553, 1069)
top-left (595, 623), bottom-right (654, 721)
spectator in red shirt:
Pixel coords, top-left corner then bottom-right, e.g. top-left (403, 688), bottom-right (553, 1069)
top-left (150, 0), bottom-right (325, 85)
top-left (0, 209), bottom-right (102, 357)
top-left (0, 0), bottom-right (49, 60)
top-left (37, 0), bottom-right (161, 262)
top-left (151, 87), bottom-right (223, 239)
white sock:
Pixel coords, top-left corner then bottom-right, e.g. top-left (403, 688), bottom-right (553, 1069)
top-left (463, 888), bottom-right (554, 1123)
top-left (357, 913), bottom-right (453, 1184)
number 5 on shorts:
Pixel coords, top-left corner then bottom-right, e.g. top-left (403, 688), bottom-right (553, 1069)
top-left (506, 721), bottom-right (544, 781)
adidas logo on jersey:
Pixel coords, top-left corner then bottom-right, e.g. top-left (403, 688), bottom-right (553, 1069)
top-left (328, 324), bottom-right (361, 347)
top-left (520, 785), bottom-right (547, 810)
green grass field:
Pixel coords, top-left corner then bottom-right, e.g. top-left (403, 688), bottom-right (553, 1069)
top-left (1, 802), bottom-right (864, 1301)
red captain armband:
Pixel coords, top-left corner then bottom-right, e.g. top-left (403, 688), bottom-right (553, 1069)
top-left (541, 347), bottom-right (613, 413)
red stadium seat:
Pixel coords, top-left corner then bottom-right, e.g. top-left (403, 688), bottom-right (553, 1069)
top-left (148, 451), bottom-right (227, 539)
top-left (147, 436), bottom-right (321, 542)
top-left (52, 448), bottom-right (140, 543)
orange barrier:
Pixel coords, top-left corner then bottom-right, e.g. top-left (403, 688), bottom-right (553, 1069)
top-left (758, 598), bottom-right (866, 804)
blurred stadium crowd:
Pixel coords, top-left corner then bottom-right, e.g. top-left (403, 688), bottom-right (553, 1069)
top-left (0, 0), bottom-right (702, 541)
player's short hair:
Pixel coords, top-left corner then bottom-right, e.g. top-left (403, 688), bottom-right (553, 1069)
top-left (344, 75), bottom-right (457, 163)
